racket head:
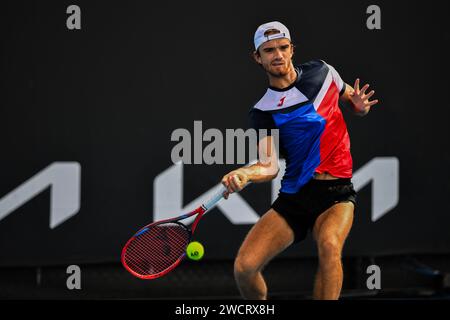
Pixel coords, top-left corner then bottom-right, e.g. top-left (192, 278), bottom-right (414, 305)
top-left (121, 219), bottom-right (194, 279)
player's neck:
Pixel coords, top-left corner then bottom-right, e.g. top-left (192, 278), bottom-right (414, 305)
top-left (268, 65), bottom-right (297, 90)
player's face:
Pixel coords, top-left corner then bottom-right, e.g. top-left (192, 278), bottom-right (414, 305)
top-left (255, 39), bottom-right (294, 77)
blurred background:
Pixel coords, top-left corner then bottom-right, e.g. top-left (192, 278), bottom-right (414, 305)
top-left (1, 0), bottom-right (450, 299)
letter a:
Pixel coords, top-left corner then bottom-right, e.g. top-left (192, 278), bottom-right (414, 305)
top-left (366, 5), bottom-right (381, 30)
top-left (66, 265), bottom-right (81, 290)
top-left (66, 5), bottom-right (81, 30)
top-left (366, 265), bottom-right (381, 290)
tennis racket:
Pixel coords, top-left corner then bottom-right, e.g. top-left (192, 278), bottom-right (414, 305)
top-left (121, 184), bottom-right (229, 280)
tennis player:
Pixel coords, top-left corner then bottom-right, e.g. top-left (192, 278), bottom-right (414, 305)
top-left (221, 21), bottom-right (378, 300)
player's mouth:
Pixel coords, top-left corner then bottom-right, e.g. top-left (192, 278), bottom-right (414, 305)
top-left (272, 61), bottom-right (285, 67)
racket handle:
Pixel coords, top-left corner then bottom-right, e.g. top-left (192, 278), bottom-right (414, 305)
top-left (202, 182), bottom-right (252, 211)
top-left (203, 185), bottom-right (227, 211)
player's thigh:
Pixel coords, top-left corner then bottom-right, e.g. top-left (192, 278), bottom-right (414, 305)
top-left (236, 208), bottom-right (294, 269)
top-left (313, 202), bottom-right (354, 246)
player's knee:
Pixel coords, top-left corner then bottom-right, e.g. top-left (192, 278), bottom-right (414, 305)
top-left (234, 255), bottom-right (260, 278)
top-left (318, 238), bottom-right (341, 261)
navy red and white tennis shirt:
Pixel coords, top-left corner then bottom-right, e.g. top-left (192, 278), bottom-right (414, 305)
top-left (249, 59), bottom-right (352, 194)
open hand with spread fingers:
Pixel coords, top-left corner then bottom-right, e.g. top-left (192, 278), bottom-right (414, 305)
top-left (349, 78), bottom-right (379, 115)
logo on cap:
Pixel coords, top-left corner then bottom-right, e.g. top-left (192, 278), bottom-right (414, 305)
top-left (254, 21), bottom-right (291, 50)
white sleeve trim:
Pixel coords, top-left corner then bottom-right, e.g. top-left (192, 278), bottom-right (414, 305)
top-left (321, 60), bottom-right (345, 94)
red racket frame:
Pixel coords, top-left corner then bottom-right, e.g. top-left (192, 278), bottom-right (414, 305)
top-left (121, 205), bottom-right (207, 280)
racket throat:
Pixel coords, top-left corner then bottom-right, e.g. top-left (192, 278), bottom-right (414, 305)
top-left (190, 207), bottom-right (206, 233)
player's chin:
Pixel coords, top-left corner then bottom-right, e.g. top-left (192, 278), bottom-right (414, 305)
top-left (269, 67), bottom-right (289, 77)
top-left (274, 62), bottom-right (290, 72)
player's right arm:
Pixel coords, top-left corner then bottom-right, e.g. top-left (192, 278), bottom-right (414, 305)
top-left (221, 135), bottom-right (279, 199)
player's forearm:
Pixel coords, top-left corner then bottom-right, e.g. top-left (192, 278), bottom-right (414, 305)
top-left (240, 162), bottom-right (279, 183)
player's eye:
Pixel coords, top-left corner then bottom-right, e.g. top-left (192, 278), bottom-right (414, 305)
top-left (264, 48), bottom-right (275, 53)
top-left (280, 45), bottom-right (290, 51)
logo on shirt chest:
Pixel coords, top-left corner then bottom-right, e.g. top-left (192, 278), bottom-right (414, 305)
top-left (277, 96), bottom-right (286, 107)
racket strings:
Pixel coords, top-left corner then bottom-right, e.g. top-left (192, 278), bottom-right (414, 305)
top-left (125, 227), bottom-right (187, 275)
top-left (124, 222), bottom-right (190, 276)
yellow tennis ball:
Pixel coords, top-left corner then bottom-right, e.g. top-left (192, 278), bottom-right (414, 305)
top-left (186, 241), bottom-right (204, 261)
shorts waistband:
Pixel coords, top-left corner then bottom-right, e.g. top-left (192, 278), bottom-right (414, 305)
top-left (309, 177), bottom-right (352, 186)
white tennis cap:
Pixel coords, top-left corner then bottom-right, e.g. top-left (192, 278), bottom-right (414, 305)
top-left (254, 21), bottom-right (291, 51)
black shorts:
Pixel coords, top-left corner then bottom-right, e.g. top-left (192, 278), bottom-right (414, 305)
top-left (271, 178), bottom-right (357, 243)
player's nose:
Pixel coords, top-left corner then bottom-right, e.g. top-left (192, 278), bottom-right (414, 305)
top-left (274, 48), bottom-right (283, 57)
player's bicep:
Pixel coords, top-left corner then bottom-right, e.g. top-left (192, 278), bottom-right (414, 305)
top-left (257, 135), bottom-right (279, 175)
top-left (258, 135), bottom-right (277, 161)
top-left (249, 108), bottom-right (279, 176)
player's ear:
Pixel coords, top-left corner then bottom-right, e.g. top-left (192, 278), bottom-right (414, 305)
top-left (253, 50), bottom-right (262, 64)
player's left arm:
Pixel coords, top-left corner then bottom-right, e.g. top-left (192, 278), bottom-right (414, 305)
top-left (340, 78), bottom-right (379, 116)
